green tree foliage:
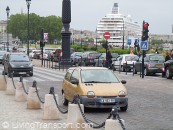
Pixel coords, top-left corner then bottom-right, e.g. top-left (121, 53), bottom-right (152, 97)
top-left (8, 13), bottom-right (62, 43)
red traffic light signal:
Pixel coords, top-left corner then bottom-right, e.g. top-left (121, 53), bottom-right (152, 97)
top-left (143, 23), bottom-right (149, 29)
top-left (142, 21), bottom-right (149, 41)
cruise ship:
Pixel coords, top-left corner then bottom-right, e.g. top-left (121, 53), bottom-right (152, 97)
top-left (96, 3), bottom-right (142, 47)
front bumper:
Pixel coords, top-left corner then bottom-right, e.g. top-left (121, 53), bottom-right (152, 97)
top-left (80, 96), bottom-right (128, 108)
top-left (147, 68), bottom-right (163, 73)
top-left (11, 67), bottom-right (33, 75)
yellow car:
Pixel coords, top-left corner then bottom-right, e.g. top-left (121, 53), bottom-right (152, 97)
top-left (62, 67), bottom-right (128, 111)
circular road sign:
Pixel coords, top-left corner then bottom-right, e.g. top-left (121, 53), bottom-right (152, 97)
top-left (103, 31), bottom-right (110, 39)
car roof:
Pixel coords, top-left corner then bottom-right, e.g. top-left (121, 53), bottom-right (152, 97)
top-left (68, 67), bottom-right (108, 71)
top-left (9, 52), bottom-right (27, 55)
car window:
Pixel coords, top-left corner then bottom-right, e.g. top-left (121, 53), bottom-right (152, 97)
top-left (81, 69), bottom-right (120, 83)
top-left (65, 69), bottom-right (73, 81)
top-left (70, 70), bottom-right (79, 82)
top-left (149, 55), bottom-right (164, 61)
top-left (9, 54), bottom-right (30, 62)
top-left (125, 56), bottom-right (138, 61)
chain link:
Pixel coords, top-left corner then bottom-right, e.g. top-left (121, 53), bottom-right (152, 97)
top-left (35, 84), bottom-right (45, 104)
top-left (21, 80), bottom-right (28, 95)
top-left (75, 97), bottom-right (112, 129)
top-left (52, 92), bottom-right (68, 114)
top-left (117, 114), bottom-right (126, 130)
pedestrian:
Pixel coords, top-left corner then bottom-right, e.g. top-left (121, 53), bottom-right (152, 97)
top-left (165, 52), bottom-right (171, 62)
top-left (107, 50), bottom-right (112, 68)
top-left (130, 50), bottom-right (134, 55)
top-left (155, 48), bottom-right (159, 54)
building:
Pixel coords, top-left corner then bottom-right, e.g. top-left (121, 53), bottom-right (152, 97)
top-left (96, 3), bottom-right (142, 47)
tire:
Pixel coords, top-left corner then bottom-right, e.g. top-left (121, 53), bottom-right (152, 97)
top-left (121, 66), bottom-right (125, 72)
top-left (144, 68), bottom-right (149, 76)
top-left (29, 73), bottom-right (33, 76)
top-left (120, 104), bottom-right (128, 112)
top-left (62, 93), bottom-right (68, 106)
top-left (166, 68), bottom-right (172, 79)
top-left (134, 67), bottom-right (137, 74)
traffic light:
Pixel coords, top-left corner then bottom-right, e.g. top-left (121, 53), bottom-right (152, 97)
top-left (40, 41), bottom-right (45, 48)
top-left (142, 21), bottom-right (149, 41)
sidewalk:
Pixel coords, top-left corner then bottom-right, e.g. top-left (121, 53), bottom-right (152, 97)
top-left (0, 90), bottom-right (67, 130)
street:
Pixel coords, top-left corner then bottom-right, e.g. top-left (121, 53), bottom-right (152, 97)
top-left (0, 64), bottom-right (173, 130)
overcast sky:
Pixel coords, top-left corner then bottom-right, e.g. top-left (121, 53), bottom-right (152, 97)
top-left (0, 0), bottom-right (172, 35)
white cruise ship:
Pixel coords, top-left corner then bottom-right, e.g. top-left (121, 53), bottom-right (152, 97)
top-left (96, 3), bottom-right (142, 47)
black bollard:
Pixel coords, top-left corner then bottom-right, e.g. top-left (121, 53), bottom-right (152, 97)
top-left (111, 106), bottom-right (119, 119)
top-left (19, 76), bottom-right (23, 82)
top-left (49, 87), bottom-right (54, 94)
top-left (32, 80), bottom-right (37, 88)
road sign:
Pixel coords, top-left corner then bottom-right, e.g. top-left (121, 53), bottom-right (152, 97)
top-left (140, 41), bottom-right (148, 50)
top-left (103, 32), bottom-right (110, 39)
top-left (127, 39), bottom-right (131, 45)
top-left (44, 33), bottom-right (48, 41)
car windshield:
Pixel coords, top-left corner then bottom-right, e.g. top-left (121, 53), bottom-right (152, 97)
top-left (10, 54), bottom-right (30, 62)
top-left (0, 51), bottom-right (6, 56)
top-left (149, 55), bottom-right (164, 61)
top-left (90, 53), bottom-right (101, 59)
top-left (125, 56), bottom-right (138, 61)
top-left (75, 52), bottom-right (83, 56)
top-left (112, 53), bottom-right (119, 58)
top-left (81, 69), bottom-right (120, 83)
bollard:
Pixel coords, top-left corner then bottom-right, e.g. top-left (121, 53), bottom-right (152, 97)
top-left (43, 88), bottom-right (59, 119)
top-left (105, 119), bottom-right (124, 130)
top-left (15, 77), bottom-right (27, 102)
top-left (0, 75), bottom-right (6, 90)
top-left (66, 103), bottom-right (85, 130)
top-left (27, 81), bottom-right (41, 109)
top-left (6, 75), bottom-right (15, 95)
top-left (105, 106), bottom-right (125, 130)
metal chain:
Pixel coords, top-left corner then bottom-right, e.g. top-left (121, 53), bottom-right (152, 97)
top-left (21, 81), bottom-right (28, 95)
top-left (52, 92), bottom-right (68, 114)
top-left (11, 76), bottom-right (16, 89)
top-left (35, 85), bottom-right (45, 104)
top-left (76, 98), bottom-right (112, 129)
top-left (117, 114), bottom-right (126, 130)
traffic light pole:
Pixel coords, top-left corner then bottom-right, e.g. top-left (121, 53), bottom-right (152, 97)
top-left (105, 40), bottom-right (108, 68)
top-left (142, 50), bottom-right (145, 78)
top-left (40, 29), bottom-right (44, 66)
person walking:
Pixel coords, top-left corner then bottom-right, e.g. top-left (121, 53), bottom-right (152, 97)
top-left (165, 52), bottom-right (171, 62)
top-left (107, 50), bottom-right (112, 68)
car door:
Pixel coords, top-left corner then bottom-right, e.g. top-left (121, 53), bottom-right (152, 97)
top-left (114, 56), bottom-right (122, 69)
top-left (68, 69), bottom-right (79, 101)
top-left (63, 69), bottom-right (74, 100)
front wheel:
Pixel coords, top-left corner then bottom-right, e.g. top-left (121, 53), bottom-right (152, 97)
top-left (62, 93), bottom-right (68, 106)
top-left (120, 104), bottom-right (128, 112)
top-left (166, 68), bottom-right (172, 79)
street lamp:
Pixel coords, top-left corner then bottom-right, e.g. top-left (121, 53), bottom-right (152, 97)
top-left (6, 6), bottom-right (10, 52)
top-left (26, 0), bottom-right (31, 56)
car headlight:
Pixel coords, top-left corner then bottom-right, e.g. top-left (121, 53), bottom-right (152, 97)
top-left (118, 90), bottom-right (126, 97)
top-left (10, 63), bottom-right (16, 67)
top-left (87, 91), bottom-right (95, 98)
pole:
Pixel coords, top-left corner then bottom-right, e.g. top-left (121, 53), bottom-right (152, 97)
top-left (40, 29), bottom-right (44, 66)
top-left (122, 22), bottom-right (124, 50)
top-left (7, 14), bottom-right (9, 52)
top-left (96, 28), bottom-right (97, 49)
top-left (27, 6), bottom-right (30, 56)
top-left (142, 50), bottom-right (144, 78)
top-left (105, 40), bottom-right (108, 68)
top-left (80, 30), bottom-right (82, 48)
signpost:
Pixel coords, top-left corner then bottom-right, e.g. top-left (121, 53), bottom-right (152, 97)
top-left (140, 41), bottom-right (148, 50)
top-left (103, 32), bottom-right (110, 68)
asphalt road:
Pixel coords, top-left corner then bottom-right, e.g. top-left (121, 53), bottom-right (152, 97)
top-left (26, 68), bottom-right (173, 130)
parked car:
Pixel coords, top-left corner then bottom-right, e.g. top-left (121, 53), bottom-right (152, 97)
top-left (62, 67), bottom-right (128, 111)
top-left (0, 51), bottom-right (7, 64)
top-left (112, 54), bottom-right (139, 71)
top-left (95, 53), bottom-right (119, 67)
top-left (81, 51), bottom-right (101, 66)
top-left (134, 54), bottom-right (165, 76)
top-left (70, 52), bottom-right (83, 66)
top-left (162, 59), bottom-right (173, 79)
top-left (3, 52), bottom-right (33, 76)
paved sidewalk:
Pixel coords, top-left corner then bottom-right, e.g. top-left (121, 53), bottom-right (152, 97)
top-left (0, 90), bottom-right (67, 130)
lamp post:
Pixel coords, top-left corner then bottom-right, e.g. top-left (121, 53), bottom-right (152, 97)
top-left (6, 6), bottom-right (10, 52)
top-left (96, 28), bottom-right (97, 49)
top-left (80, 30), bottom-right (83, 48)
top-left (122, 21), bottom-right (125, 50)
top-left (26, 0), bottom-right (31, 56)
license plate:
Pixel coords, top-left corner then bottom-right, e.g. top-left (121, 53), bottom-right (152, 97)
top-left (19, 72), bottom-right (26, 74)
top-left (156, 64), bottom-right (162, 68)
top-left (101, 98), bottom-right (115, 103)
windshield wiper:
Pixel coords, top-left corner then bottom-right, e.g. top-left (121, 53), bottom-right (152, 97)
top-left (84, 81), bottom-right (112, 83)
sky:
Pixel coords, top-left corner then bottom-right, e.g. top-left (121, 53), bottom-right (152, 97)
top-left (0, 0), bottom-right (173, 35)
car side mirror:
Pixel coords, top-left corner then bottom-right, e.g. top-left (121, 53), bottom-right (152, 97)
top-left (71, 79), bottom-right (79, 85)
top-left (121, 80), bottom-right (127, 84)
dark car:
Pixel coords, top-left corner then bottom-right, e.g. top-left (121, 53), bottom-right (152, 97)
top-left (0, 51), bottom-right (7, 64)
top-left (3, 52), bottom-right (33, 76)
top-left (82, 51), bottom-right (101, 66)
top-left (134, 54), bottom-right (165, 76)
top-left (162, 59), bottom-right (173, 79)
